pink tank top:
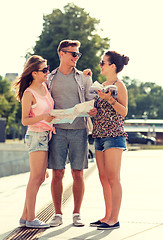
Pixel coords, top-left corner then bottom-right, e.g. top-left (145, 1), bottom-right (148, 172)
top-left (25, 82), bottom-right (55, 135)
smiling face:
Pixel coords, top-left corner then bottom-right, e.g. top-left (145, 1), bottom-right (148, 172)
top-left (100, 55), bottom-right (113, 76)
top-left (32, 61), bottom-right (49, 82)
top-left (60, 46), bottom-right (80, 68)
top-left (100, 54), bottom-right (119, 78)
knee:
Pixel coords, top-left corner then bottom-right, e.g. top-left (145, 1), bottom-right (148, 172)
top-left (30, 174), bottom-right (45, 187)
top-left (71, 170), bottom-right (83, 182)
top-left (99, 172), bottom-right (108, 185)
top-left (108, 174), bottom-right (120, 187)
top-left (52, 170), bottom-right (64, 182)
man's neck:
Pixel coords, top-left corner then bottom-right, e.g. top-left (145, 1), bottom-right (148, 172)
top-left (59, 65), bottom-right (74, 75)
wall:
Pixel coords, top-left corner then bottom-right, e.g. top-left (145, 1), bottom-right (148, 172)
top-left (0, 142), bottom-right (29, 178)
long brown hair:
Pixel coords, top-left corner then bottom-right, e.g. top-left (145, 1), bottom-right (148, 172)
top-left (13, 55), bottom-right (46, 102)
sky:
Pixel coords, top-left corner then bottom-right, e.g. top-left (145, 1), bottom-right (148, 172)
top-left (0, 0), bottom-right (163, 87)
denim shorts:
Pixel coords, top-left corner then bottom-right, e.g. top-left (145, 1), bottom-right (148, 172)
top-left (48, 128), bottom-right (88, 170)
top-left (25, 131), bottom-right (49, 153)
top-left (95, 136), bottom-right (127, 152)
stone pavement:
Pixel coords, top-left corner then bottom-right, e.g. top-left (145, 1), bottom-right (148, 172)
top-left (0, 150), bottom-right (163, 240)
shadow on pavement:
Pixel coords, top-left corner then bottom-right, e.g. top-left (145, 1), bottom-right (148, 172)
top-left (41, 224), bottom-right (113, 240)
top-left (40, 224), bottom-right (73, 239)
top-left (68, 229), bottom-right (113, 240)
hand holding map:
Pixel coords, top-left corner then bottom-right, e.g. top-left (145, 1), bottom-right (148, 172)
top-left (50, 100), bottom-right (95, 124)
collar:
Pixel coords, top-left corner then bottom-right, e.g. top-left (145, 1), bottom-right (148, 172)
top-left (51, 67), bottom-right (81, 76)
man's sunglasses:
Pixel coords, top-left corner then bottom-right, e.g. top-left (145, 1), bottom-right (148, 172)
top-left (37, 65), bottom-right (50, 74)
top-left (100, 61), bottom-right (112, 67)
top-left (62, 50), bottom-right (82, 58)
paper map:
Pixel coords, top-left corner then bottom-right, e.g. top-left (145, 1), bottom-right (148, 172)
top-left (50, 100), bottom-right (95, 124)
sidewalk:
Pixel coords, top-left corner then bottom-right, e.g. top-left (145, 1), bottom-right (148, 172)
top-left (0, 150), bottom-right (163, 239)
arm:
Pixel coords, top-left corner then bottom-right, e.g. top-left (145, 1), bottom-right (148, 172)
top-left (21, 91), bottom-right (54, 126)
top-left (82, 70), bottom-right (95, 101)
top-left (82, 72), bottom-right (97, 116)
top-left (97, 81), bottom-right (128, 118)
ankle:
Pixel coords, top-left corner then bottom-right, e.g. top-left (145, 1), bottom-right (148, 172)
top-left (100, 217), bottom-right (109, 223)
top-left (27, 218), bottom-right (35, 222)
top-left (73, 213), bottom-right (80, 217)
top-left (55, 214), bottom-right (63, 218)
top-left (108, 219), bottom-right (118, 225)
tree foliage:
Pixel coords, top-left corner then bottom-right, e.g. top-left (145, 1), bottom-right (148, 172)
top-left (122, 76), bottom-right (163, 119)
top-left (0, 75), bottom-right (21, 137)
top-left (32, 1), bottom-right (163, 120)
top-left (33, 3), bottom-right (110, 81)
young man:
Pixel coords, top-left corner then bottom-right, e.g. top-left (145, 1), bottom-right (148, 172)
top-left (48, 40), bottom-right (97, 227)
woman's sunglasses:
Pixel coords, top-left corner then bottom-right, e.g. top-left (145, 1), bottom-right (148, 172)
top-left (100, 61), bottom-right (112, 67)
top-left (37, 65), bottom-right (50, 74)
top-left (62, 50), bottom-right (82, 58)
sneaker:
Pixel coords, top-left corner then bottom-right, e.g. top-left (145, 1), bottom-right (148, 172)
top-left (90, 220), bottom-right (102, 227)
top-left (97, 221), bottom-right (120, 230)
top-left (50, 215), bottom-right (63, 227)
top-left (19, 218), bottom-right (26, 227)
top-left (26, 218), bottom-right (50, 228)
top-left (73, 214), bottom-right (85, 227)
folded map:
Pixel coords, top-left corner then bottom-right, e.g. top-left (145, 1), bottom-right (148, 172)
top-left (50, 100), bottom-right (95, 124)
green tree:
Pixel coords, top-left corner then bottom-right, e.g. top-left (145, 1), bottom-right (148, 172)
top-left (0, 75), bottom-right (20, 137)
top-left (34, 3), bottom-right (110, 81)
top-left (122, 76), bottom-right (163, 119)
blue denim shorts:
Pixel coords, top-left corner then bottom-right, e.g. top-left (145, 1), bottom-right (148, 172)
top-left (48, 128), bottom-right (88, 170)
top-left (95, 136), bottom-right (127, 152)
top-left (25, 131), bottom-right (49, 153)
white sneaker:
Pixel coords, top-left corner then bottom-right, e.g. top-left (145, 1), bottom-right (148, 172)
top-left (50, 215), bottom-right (63, 227)
top-left (73, 214), bottom-right (85, 227)
top-left (26, 218), bottom-right (50, 228)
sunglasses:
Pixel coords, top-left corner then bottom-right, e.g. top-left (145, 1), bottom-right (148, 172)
top-left (37, 65), bottom-right (50, 74)
top-left (62, 50), bottom-right (82, 58)
top-left (100, 60), bottom-right (112, 67)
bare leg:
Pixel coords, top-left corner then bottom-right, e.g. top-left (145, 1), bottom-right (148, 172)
top-left (51, 169), bottom-right (65, 215)
top-left (71, 169), bottom-right (84, 214)
top-left (95, 151), bottom-right (112, 222)
top-left (21, 151), bottom-right (48, 221)
top-left (104, 148), bottom-right (123, 225)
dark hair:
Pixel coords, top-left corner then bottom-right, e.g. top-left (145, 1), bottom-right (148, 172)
top-left (57, 39), bottom-right (81, 53)
top-left (105, 51), bottom-right (129, 73)
top-left (13, 55), bottom-right (46, 101)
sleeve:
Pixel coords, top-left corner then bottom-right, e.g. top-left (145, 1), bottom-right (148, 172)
top-left (83, 74), bottom-right (94, 101)
top-left (46, 73), bottom-right (52, 90)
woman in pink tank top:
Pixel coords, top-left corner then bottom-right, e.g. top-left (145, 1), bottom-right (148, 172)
top-left (13, 55), bottom-right (55, 228)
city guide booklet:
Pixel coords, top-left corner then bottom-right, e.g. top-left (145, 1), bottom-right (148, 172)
top-left (50, 100), bottom-right (95, 124)
top-left (89, 81), bottom-right (117, 96)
